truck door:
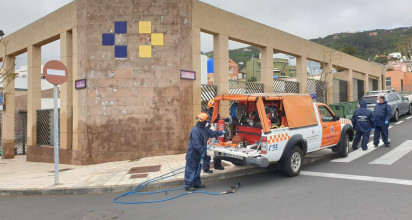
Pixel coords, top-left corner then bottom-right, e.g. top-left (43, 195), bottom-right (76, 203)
top-left (318, 105), bottom-right (341, 147)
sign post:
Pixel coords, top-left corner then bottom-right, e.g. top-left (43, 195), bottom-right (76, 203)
top-left (43, 60), bottom-right (68, 185)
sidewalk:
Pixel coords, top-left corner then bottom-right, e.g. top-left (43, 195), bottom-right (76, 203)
top-left (0, 150), bottom-right (334, 196)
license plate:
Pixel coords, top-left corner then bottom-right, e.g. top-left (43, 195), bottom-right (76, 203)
top-left (215, 152), bottom-right (244, 160)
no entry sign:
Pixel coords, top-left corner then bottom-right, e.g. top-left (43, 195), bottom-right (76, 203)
top-left (43, 60), bottom-right (68, 85)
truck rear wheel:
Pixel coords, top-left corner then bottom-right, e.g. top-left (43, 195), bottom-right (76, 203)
top-left (338, 134), bottom-right (349, 158)
top-left (281, 146), bottom-right (303, 177)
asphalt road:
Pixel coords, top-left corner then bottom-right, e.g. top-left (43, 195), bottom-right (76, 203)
top-left (1, 115), bottom-right (412, 220)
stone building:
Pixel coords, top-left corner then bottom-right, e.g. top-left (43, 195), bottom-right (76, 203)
top-left (0, 0), bottom-right (385, 164)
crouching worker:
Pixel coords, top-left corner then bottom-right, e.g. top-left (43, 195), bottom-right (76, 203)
top-left (351, 99), bottom-right (375, 151)
top-left (184, 113), bottom-right (225, 191)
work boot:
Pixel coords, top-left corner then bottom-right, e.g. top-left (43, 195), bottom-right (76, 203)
top-left (185, 187), bottom-right (196, 191)
top-left (203, 169), bottom-right (213, 174)
top-left (194, 184), bottom-right (206, 188)
top-left (374, 145), bottom-right (379, 148)
top-left (362, 148), bottom-right (368, 151)
top-left (214, 166), bottom-right (224, 170)
top-left (352, 147), bottom-right (358, 150)
top-left (385, 144), bottom-right (391, 147)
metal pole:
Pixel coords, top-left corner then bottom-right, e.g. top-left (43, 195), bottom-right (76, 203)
top-left (53, 85), bottom-right (59, 185)
top-left (1, 111), bottom-right (3, 159)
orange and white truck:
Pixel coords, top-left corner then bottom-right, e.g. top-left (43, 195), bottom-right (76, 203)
top-left (208, 93), bottom-right (354, 176)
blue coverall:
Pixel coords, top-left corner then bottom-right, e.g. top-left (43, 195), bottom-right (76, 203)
top-left (202, 107), bottom-right (223, 170)
top-left (184, 122), bottom-right (223, 188)
top-left (373, 100), bottom-right (392, 146)
top-left (351, 99), bottom-right (375, 150)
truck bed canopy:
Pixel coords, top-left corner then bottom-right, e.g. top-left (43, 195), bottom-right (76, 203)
top-left (214, 93), bottom-right (318, 129)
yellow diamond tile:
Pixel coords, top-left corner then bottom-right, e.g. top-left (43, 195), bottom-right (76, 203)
top-left (139, 21), bottom-right (151, 34)
top-left (151, 33), bottom-right (164, 46)
top-left (139, 45), bottom-right (152, 58)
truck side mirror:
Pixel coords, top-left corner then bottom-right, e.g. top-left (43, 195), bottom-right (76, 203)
top-left (333, 115), bottom-right (340, 121)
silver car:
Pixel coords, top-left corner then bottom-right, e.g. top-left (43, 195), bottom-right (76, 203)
top-left (362, 91), bottom-right (412, 121)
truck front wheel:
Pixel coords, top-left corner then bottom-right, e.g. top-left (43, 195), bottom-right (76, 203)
top-left (338, 134), bottom-right (349, 158)
top-left (281, 146), bottom-right (303, 177)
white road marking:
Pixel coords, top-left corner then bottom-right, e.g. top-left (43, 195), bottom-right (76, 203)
top-left (331, 140), bottom-right (390, 163)
top-left (395, 121), bottom-right (404, 125)
top-left (407, 116), bottom-right (412, 120)
top-left (301, 171), bottom-right (412, 186)
top-left (389, 126), bottom-right (393, 129)
top-left (369, 140), bottom-right (412, 165)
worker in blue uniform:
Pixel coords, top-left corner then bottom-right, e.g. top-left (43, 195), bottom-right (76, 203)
top-left (202, 99), bottom-right (226, 173)
top-left (184, 112), bottom-right (225, 191)
top-left (373, 95), bottom-right (392, 147)
top-left (351, 99), bottom-right (375, 151)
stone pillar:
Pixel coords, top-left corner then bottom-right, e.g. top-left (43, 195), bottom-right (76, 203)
top-left (192, 27), bottom-right (202, 123)
top-left (27, 45), bottom-right (42, 148)
top-left (260, 47), bottom-right (273, 93)
top-left (2, 55), bottom-right (15, 159)
top-left (60, 31), bottom-right (73, 150)
top-left (378, 74), bottom-right (383, 90)
top-left (364, 73), bottom-right (369, 95)
top-left (347, 69), bottom-right (354, 102)
top-left (71, 28), bottom-right (79, 150)
top-left (296, 56), bottom-right (307, 94)
top-left (213, 34), bottom-right (229, 116)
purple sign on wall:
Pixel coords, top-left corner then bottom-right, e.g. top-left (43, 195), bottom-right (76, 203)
top-left (75, 79), bottom-right (87, 89)
top-left (180, 70), bottom-right (196, 80)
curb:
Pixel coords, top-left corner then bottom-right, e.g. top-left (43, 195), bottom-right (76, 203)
top-left (0, 151), bottom-right (335, 196)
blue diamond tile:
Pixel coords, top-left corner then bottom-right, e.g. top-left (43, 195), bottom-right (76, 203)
top-left (102, 33), bottom-right (115, 46)
top-left (115, 45), bottom-right (127, 58)
top-left (115, 21), bottom-right (127, 34)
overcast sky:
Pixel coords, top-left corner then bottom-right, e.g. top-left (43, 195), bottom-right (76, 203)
top-left (1, 0), bottom-right (411, 66)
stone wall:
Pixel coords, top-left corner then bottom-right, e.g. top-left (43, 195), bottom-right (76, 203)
top-left (72, 0), bottom-right (193, 164)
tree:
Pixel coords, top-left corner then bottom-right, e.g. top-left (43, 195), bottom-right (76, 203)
top-left (342, 46), bottom-right (357, 56)
top-left (0, 38), bottom-right (17, 93)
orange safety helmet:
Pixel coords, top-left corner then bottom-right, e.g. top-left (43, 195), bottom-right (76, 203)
top-left (196, 112), bottom-right (210, 122)
top-left (207, 99), bottom-right (215, 109)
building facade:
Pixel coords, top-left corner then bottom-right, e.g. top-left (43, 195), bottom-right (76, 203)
top-left (0, 0), bottom-right (385, 164)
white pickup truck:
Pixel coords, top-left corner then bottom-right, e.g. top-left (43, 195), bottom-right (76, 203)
top-left (208, 93), bottom-right (354, 176)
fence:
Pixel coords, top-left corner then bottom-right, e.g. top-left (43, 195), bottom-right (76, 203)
top-left (229, 80), bottom-right (264, 95)
top-left (14, 112), bottom-right (27, 155)
top-left (353, 79), bottom-right (364, 101)
top-left (307, 78), bottom-right (327, 104)
top-left (201, 84), bottom-right (218, 112)
top-left (273, 80), bottom-right (299, 94)
top-left (333, 79), bottom-right (348, 103)
top-left (36, 109), bottom-right (59, 146)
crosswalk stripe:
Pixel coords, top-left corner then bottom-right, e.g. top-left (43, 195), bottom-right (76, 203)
top-left (369, 140), bottom-right (412, 165)
top-left (301, 171), bottom-right (412, 186)
top-left (407, 116), bottom-right (412, 120)
top-left (395, 121), bottom-right (404, 125)
top-left (331, 140), bottom-right (391, 163)
top-left (389, 126), bottom-right (393, 129)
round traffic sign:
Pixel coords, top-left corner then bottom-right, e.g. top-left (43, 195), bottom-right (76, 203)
top-left (43, 60), bottom-right (68, 85)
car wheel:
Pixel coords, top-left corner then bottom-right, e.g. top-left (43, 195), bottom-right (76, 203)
top-left (338, 134), bottom-right (349, 158)
top-left (392, 109), bottom-right (399, 122)
top-left (408, 105), bottom-right (412, 115)
top-left (281, 146), bottom-right (303, 177)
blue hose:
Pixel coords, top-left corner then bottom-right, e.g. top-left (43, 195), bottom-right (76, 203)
top-left (114, 121), bottom-right (234, 204)
top-left (113, 142), bottom-right (226, 204)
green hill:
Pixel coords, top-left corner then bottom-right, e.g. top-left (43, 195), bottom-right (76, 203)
top-left (203, 27), bottom-right (412, 66)
top-left (311, 27), bottom-right (412, 63)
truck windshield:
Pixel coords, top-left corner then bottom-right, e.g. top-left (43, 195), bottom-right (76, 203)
top-left (363, 96), bottom-right (378, 104)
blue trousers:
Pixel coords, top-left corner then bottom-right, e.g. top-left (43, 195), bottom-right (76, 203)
top-left (184, 159), bottom-right (201, 188)
top-left (352, 131), bottom-right (370, 150)
top-left (202, 156), bottom-right (222, 171)
top-left (373, 125), bottom-right (390, 146)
